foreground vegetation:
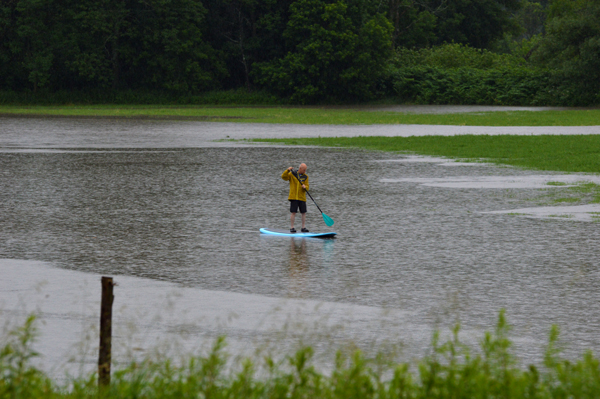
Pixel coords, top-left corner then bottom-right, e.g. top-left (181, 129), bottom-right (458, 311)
top-left (256, 135), bottom-right (600, 173)
top-left (1, 105), bottom-right (600, 127)
top-left (2, 312), bottom-right (600, 398)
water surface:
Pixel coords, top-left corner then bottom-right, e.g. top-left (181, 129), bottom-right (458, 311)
top-left (1, 116), bottom-right (600, 373)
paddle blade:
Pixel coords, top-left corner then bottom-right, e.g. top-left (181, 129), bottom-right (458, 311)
top-left (322, 212), bottom-right (334, 227)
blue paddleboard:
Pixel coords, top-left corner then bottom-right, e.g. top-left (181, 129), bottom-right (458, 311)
top-left (260, 228), bottom-right (336, 238)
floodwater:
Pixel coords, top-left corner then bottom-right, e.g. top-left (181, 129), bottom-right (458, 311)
top-left (1, 116), bottom-right (600, 376)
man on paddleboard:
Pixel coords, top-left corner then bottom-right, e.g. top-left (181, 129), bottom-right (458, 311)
top-left (281, 163), bottom-right (309, 233)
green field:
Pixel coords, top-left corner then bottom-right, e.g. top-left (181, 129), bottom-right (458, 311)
top-left (255, 135), bottom-right (600, 174)
top-left (1, 105), bottom-right (600, 126)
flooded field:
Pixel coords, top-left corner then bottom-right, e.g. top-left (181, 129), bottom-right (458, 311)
top-left (1, 117), bottom-right (600, 375)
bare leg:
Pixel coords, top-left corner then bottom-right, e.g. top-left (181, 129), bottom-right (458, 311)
top-left (290, 212), bottom-right (296, 229)
top-left (301, 213), bottom-right (306, 229)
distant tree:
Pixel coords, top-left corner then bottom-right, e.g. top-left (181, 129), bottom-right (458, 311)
top-left (430, 0), bottom-right (522, 49)
top-left (134, 0), bottom-right (227, 92)
top-left (202, 0), bottom-right (295, 90)
top-left (516, 0), bottom-right (547, 39)
top-left (0, 0), bottom-right (22, 90)
top-left (386, 0), bottom-right (523, 50)
top-left (66, 0), bottom-right (226, 92)
top-left (0, 0), bottom-right (63, 91)
top-left (533, 0), bottom-right (600, 104)
top-left (255, 0), bottom-right (393, 103)
top-left (61, 0), bottom-right (128, 90)
top-left (386, 0), bottom-right (439, 48)
top-left (0, 0), bottom-right (226, 93)
top-left (490, 0), bottom-right (548, 56)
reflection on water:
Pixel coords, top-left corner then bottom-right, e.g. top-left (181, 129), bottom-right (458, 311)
top-left (1, 117), bottom-right (600, 365)
top-left (288, 238), bottom-right (309, 298)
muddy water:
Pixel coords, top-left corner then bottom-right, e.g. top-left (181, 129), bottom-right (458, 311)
top-left (1, 116), bottom-right (600, 372)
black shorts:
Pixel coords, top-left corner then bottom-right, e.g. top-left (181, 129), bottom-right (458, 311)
top-left (289, 200), bottom-right (307, 214)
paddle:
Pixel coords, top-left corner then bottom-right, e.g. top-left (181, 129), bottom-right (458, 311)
top-left (290, 170), bottom-right (334, 227)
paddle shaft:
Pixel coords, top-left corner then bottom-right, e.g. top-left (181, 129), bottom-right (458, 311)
top-left (290, 170), bottom-right (325, 214)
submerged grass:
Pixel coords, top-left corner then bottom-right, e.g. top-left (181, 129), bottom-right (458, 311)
top-left (532, 182), bottom-right (600, 206)
top-left (0, 105), bottom-right (599, 125)
top-left (3, 311), bottom-right (600, 398)
top-left (567, 183), bottom-right (600, 203)
top-left (257, 135), bottom-right (600, 173)
top-left (553, 197), bottom-right (580, 203)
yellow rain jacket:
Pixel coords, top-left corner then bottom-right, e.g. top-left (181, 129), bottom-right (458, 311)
top-left (281, 169), bottom-right (309, 202)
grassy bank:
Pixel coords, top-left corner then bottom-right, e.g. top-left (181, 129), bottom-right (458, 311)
top-left (0, 105), bottom-right (600, 126)
top-left (256, 135), bottom-right (600, 173)
top-left (3, 312), bottom-right (600, 398)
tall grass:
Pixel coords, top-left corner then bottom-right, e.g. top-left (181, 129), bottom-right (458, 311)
top-left (2, 311), bottom-right (600, 398)
top-left (257, 135), bottom-right (600, 173)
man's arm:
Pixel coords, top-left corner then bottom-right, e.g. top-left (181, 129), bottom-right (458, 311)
top-left (281, 167), bottom-right (292, 181)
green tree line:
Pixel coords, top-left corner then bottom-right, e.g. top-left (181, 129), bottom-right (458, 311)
top-left (1, 0), bottom-right (599, 104)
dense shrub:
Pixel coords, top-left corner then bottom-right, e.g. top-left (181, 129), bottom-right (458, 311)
top-left (382, 44), bottom-right (561, 106)
top-left (387, 65), bottom-right (555, 105)
top-left (392, 43), bottom-right (529, 70)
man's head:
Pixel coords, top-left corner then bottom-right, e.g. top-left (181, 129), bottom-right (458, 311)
top-left (298, 163), bottom-right (307, 174)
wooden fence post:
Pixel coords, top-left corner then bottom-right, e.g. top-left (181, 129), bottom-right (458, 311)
top-left (98, 276), bottom-right (115, 388)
